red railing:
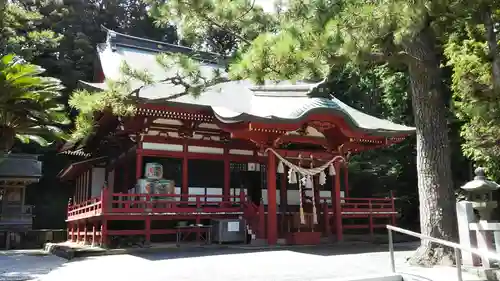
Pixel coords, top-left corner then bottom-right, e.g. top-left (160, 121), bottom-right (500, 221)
top-left (67, 196), bottom-right (102, 221)
top-left (67, 187), bottom-right (249, 221)
top-left (341, 197), bottom-right (395, 213)
top-left (318, 196), bottom-right (396, 215)
top-left (108, 192), bottom-right (247, 213)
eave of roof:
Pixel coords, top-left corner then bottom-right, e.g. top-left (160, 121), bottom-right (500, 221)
top-left (81, 79), bottom-right (415, 136)
top-left (57, 156), bottom-right (107, 181)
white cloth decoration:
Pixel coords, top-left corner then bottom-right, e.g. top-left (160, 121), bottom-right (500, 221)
top-left (265, 148), bottom-right (345, 225)
top-left (288, 168), bottom-right (297, 184)
top-left (319, 170), bottom-right (327, 185)
top-left (266, 148), bottom-right (345, 178)
top-left (277, 160), bottom-right (284, 174)
top-left (329, 163), bottom-right (335, 176)
top-left (301, 176), bottom-right (307, 187)
top-left (306, 175), bottom-right (313, 189)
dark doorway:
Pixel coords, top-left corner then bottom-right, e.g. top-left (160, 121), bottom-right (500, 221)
top-left (230, 162), bottom-right (262, 205)
top-left (245, 171), bottom-right (262, 205)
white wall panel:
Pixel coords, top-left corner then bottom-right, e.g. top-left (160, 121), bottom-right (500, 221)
top-left (90, 167), bottom-right (105, 198)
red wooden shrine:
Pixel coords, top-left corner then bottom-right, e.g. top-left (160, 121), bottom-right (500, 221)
top-left (58, 28), bottom-right (415, 247)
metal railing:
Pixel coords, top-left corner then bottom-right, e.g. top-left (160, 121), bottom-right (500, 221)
top-left (387, 225), bottom-right (500, 281)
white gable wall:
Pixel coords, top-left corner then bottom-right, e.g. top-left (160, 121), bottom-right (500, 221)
top-left (90, 167), bottom-right (106, 198)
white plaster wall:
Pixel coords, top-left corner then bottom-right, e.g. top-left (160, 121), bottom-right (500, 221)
top-left (231, 188), bottom-right (248, 202)
top-left (261, 189), bottom-right (345, 205)
top-left (90, 167), bottom-right (106, 198)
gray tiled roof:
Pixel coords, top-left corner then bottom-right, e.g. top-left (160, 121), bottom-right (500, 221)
top-left (0, 154), bottom-right (42, 180)
top-left (85, 28), bottom-right (415, 137)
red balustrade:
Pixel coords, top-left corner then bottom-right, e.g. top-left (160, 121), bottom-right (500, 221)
top-left (108, 193), bottom-right (246, 213)
top-left (341, 197), bottom-right (395, 214)
top-left (318, 196), bottom-right (396, 215)
top-left (67, 197), bottom-right (102, 221)
top-left (67, 189), bottom-right (248, 220)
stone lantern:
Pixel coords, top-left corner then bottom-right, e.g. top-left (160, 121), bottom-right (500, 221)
top-left (461, 167), bottom-right (500, 221)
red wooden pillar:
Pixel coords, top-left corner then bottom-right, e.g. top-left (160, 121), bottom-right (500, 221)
top-left (223, 149), bottom-right (230, 202)
top-left (344, 163), bottom-right (349, 197)
top-left (334, 162), bottom-right (343, 242)
top-left (182, 144), bottom-right (188, 200)
top-left (136, 152), bottom-right (143, 180)
top-left (267, 152), bottom-right (278, 245)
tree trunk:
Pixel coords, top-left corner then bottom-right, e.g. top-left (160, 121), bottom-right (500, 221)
top-left (483, 6), bottom-right (500, 92)
top-left (403, 25), bottom-right (456, 267)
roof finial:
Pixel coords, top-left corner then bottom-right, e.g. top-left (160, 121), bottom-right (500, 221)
top-left (474, 167), bottom-right (486, 180)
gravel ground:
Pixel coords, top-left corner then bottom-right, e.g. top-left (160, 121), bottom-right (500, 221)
top-left (0, 244), bottom-right (485, 281)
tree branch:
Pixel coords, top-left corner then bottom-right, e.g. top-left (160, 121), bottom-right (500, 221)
top-left (177, 0), bottom-right (252, 45)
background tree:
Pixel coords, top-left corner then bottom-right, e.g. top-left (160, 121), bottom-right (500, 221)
top-left (0, 2), bottom-right (62, 59)
top-left (445, 2), bottom-right (500, 179)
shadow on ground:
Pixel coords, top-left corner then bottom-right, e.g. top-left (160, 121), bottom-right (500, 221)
top-left (130, 242), bottom-right (419, 262)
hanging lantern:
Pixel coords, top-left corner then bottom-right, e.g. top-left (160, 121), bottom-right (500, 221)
top-left (277, 160), bottom-right (284, 174)
top-left (319, 170), bottom-right (327, 185)
top-left (329, 163), bottom-right (336, 176)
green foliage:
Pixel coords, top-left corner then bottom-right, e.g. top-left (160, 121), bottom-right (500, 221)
top-left (445, 15), bottom-right (500, 178)
top-left (0, 54), bottom-right (70, 151)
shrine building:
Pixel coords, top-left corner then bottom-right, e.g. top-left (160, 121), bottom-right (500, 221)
top-left (58, 27), bottom-right (415, 247)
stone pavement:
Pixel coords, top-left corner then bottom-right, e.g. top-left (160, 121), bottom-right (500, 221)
top-left (0, 244), bottom-right (486, 281)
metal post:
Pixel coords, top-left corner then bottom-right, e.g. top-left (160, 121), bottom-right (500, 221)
top-left (388, 228), bottom-right (396, 273)
top-left (455, 248), bottom-right (463, 281)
